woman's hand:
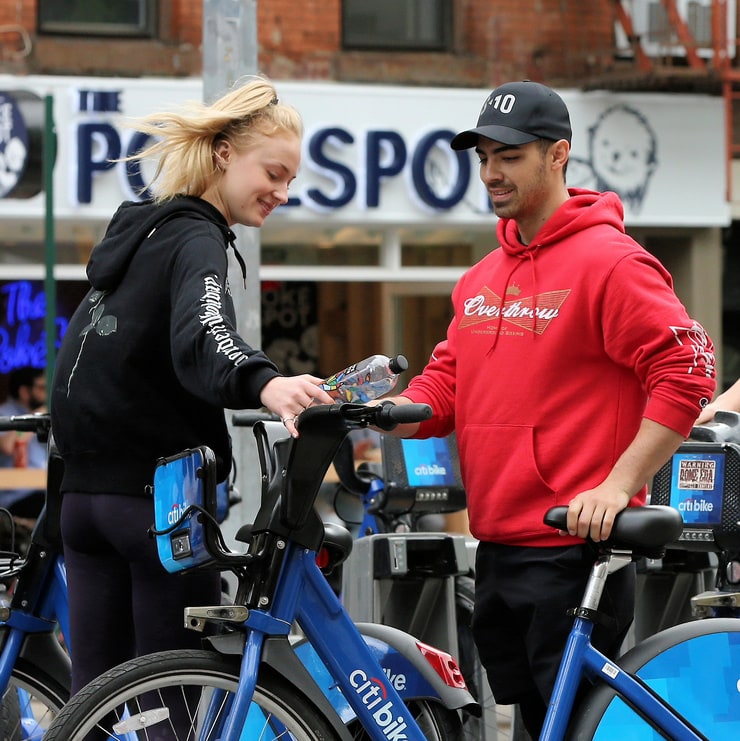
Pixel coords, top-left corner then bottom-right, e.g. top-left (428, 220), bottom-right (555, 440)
top-left (259, 375), bottom-right (335, 437)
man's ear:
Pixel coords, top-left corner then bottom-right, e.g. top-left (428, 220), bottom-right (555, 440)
top-left (551, 140), bottom-right (570, 171)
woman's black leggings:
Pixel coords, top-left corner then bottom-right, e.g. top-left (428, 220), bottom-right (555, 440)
top-left (61, 492), bottom-right (222, 695)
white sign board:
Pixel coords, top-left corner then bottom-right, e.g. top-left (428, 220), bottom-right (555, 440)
top-left (0, 75), bottom-right (729, 229)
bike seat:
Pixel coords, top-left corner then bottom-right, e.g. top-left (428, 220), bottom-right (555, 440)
top-left (544, 505), bottom-right (684, 557)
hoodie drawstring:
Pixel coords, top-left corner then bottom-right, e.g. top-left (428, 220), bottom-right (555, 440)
top-left (226, 230), bottom-right (248, 289)
top-left (486, 247), bottom-right (539, 355)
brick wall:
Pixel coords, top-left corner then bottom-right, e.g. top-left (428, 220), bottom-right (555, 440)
top-left (457, 0), bottom-right (616, 86)
top-left (256, 0), bottom-right (618, 87)
top-left (0, 0), bottom-right (201, 77)
top-left (0, 0), bottom-right (622, 87)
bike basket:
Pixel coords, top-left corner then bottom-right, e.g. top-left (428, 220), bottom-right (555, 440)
top-left (151, 446), bottom-right (229, 573)
top-left (651, 441), bottom-right (740, 552)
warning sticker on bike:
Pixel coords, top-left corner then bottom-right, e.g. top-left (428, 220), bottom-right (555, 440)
top-left (669, 451), bottom-right (724, 526)
top-left (677, 457), bottom-right (717, 490)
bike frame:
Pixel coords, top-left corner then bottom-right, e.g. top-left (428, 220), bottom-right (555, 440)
top-left (541, 613), bottom-right (706, 741)
top-left (218, 537), bottom-right (461, 741)
top-left (0, 547), bottom-right (69, 692)
top-left (538, 536), bottom-right (725, 741)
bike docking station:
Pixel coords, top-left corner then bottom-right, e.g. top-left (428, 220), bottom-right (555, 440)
top-left (342, 434), bottom-right (471, 659)
top-left (649, 410), bottom-right (740, 624)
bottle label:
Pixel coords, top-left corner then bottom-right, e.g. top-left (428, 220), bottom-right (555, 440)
top-left (13, 435), bottom-right (28, 468)
top-left (322, 363), bottom-right (359, 390)
top-left (321, 355), bottom-right (397, 403)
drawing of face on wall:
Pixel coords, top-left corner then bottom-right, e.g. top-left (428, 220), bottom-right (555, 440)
top-left (588, 105), bottom-right (657, 213)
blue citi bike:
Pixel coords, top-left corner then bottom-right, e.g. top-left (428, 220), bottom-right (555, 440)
top-left (42, 401), bottom-right (479, 740)
top-left (41, 402), bottom-right (740, 740)
top-left (332, 425), bottom-right (740, 740)
top-left (0, 413), bottom-right (71, 739)
top-left (531, 410), bottom-right (740, 741)
top-left (234, 412), bottom-right (500, 740)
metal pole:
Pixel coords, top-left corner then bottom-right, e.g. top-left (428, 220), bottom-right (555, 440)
top-left (43, 94), bottom-right (56, 391)
top-left (202, 0), bottom-right (263, 531)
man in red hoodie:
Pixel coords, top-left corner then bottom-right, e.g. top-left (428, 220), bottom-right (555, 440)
top-left (381, 80), bottom-right (716, 737)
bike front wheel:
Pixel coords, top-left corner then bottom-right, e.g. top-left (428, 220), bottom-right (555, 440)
top-left (568, 617), bottom-right (740, 740)
top-left (42, 649), bottom-right (341, 741)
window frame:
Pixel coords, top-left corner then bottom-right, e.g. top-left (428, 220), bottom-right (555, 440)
top-left (341, 0), bottom-right (452, 52)
top-left (37, 0), bottom-right (157, 39)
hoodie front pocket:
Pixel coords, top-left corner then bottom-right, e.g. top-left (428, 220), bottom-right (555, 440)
top-left (459, 423), bottom-right (557, 540)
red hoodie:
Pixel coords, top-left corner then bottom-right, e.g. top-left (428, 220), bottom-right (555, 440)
top-left (403, 189), bottom-right (716, 546)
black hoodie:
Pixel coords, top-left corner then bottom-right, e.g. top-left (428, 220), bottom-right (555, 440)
top-left (51, 196), bottom-right (281, 496)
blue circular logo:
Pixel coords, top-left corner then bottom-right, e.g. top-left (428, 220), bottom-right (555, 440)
top-left (0, 92), bottom-right (30, 198)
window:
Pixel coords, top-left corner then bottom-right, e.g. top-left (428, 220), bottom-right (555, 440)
top-left (38, 0), bottom-right (157, 38)
top-left (342, 0), bottom-right (451, 51)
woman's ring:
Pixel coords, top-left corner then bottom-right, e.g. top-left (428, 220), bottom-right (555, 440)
top-left (282, 416), bottom-right (295, 425)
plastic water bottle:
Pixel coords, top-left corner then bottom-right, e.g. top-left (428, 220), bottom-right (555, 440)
top-left (321, 354), bottom-right (408, 403)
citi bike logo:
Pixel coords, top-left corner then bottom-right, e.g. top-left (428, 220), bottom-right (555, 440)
top-left (350, 669), bottom-right (409, 739)
top-left (167, 502), bottom-right (187, 526)
top-left (413, 463), bottom-right (447, 477)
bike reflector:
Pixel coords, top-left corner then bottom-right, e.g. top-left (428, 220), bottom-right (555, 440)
top-left (150, 446), bottom-right (228, 573)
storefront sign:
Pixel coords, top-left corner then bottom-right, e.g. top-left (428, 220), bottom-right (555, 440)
top-left (0, 76), bottom-right (730, 228)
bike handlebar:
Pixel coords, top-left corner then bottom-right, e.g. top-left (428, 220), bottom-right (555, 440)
top-left (689, 410), bottom-right (740, 443)
top-left (233, 402), bottom-right (431, 432)
top-left (306, 401), bottom-right (432, 432)
top-left (232, 411), bottom-right (280, 427)
top-left (252, 402), bottom-right (432, 545)
top-left (0, 413), bottom-right (51, 441)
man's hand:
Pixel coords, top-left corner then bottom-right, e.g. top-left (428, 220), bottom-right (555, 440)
top-left (565, 418), bottom-right (685, 541)
top-left (566, 484), bottom-right (631, 541)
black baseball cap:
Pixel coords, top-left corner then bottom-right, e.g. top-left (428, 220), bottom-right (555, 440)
top-left (451, 81), bottom-right (572, 150)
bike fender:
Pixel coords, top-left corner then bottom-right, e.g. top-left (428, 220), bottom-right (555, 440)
top-left (16, 628), bottom-right (71, 691)
top-left (205, 632), bottom-right (354, 741)
top-left (290, 623), bottom-right (478, 719)
top-left (355, 622), bottom-right (479, 714)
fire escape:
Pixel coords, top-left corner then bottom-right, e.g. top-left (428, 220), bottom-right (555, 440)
top-left (605, 0), bottom-right (739, 200)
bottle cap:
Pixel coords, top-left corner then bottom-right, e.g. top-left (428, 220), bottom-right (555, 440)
top-left (389, 355), bottom-right (408, 374)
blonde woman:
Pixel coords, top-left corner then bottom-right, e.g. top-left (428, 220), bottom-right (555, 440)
top-left (51, 77), bottom-right (333, 696)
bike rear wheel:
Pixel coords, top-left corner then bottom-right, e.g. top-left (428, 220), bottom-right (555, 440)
top-left (0, 658), bottom-right (69, 740)
top-left (42, 648), bottom-right (340, 741)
